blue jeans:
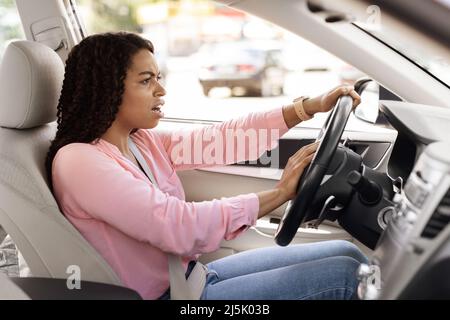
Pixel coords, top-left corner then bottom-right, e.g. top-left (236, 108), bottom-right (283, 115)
top-left (200, 240), bottom-right (367, 300)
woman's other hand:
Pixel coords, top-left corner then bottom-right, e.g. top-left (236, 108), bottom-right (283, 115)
top-left (275, 142), bottom-right (319, 201)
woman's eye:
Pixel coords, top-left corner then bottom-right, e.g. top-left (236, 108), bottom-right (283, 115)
top-left (141, 75), bottom-right (161, 85)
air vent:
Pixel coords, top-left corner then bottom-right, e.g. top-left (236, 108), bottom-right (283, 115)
top-left (421, 188), bottom-right (450, 239)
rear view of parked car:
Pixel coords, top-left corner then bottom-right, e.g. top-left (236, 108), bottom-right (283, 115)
top-left (198, 40), bottom-right (286, 97)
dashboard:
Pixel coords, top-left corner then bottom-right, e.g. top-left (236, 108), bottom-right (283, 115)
top-left (381, 100), bottom-right (450, 182)
top-left (380, 100), bottom-right (450, 145)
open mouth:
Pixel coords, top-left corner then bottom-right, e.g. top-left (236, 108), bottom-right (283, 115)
top-left (151, 103), bottom-right (164, 118)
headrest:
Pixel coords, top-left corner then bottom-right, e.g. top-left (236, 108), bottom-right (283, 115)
top-left (0, 41), bottom-right (64, 129)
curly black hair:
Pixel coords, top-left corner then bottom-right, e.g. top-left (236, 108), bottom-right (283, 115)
top-left (45, 32), bottom-right (154, 188)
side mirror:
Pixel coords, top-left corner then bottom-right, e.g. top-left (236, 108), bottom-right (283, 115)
top-left (353, 78), bottom-right (380, 124)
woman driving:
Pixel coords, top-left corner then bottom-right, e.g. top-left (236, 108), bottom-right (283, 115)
top-left (46, 32), bottom-right (366, 300)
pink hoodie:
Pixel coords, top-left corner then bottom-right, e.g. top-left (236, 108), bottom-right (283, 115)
top-left (52, 107), bottom-right (289, 299)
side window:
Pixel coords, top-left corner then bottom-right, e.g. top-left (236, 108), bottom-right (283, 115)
top-left (76, 0), bottom-right (365, 128)
top-left (0, 0), bottom-right (25, 60)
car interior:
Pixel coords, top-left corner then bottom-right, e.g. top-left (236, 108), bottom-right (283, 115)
top-left (0, 0), bottom-right (449, 300)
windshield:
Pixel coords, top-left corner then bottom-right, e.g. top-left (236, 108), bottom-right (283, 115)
top-left (354, 1), bottom-right (450, 88)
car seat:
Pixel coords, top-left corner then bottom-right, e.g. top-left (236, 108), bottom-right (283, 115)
top-left (0, 40), bottom-right (121, 285)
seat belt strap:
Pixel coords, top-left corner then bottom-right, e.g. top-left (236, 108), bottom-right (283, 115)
top-left (128, 138), bottom-right (158, 186)
top-left (128, 137), bottom-right (207, 300)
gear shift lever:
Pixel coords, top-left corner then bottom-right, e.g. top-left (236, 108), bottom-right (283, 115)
top-left (347, 170), bottom-right (383, 206)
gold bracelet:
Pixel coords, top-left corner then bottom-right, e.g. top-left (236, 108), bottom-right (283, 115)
top-left (292, 96), bottom-right (313, 121)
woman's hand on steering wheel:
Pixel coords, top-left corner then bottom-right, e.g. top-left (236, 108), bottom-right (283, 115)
top-left (275, 142), bottom-right (319, 202)
top-left (303, 85), bottom-right (362, 116)
top-left (275, 91), bottom-right (358, 246)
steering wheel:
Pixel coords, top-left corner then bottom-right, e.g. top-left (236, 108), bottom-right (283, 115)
top-left (275, 95), bottom-right (354, 246)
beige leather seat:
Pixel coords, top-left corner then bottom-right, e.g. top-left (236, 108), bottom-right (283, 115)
top-left (0, 41), bottom-right (121, 285)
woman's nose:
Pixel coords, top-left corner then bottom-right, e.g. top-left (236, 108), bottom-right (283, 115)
top-left (154, 82), bottom-right (166, 97)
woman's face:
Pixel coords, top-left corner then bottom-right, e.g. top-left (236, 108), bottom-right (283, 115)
top-left (116, 49), bottom-right (166, 130)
